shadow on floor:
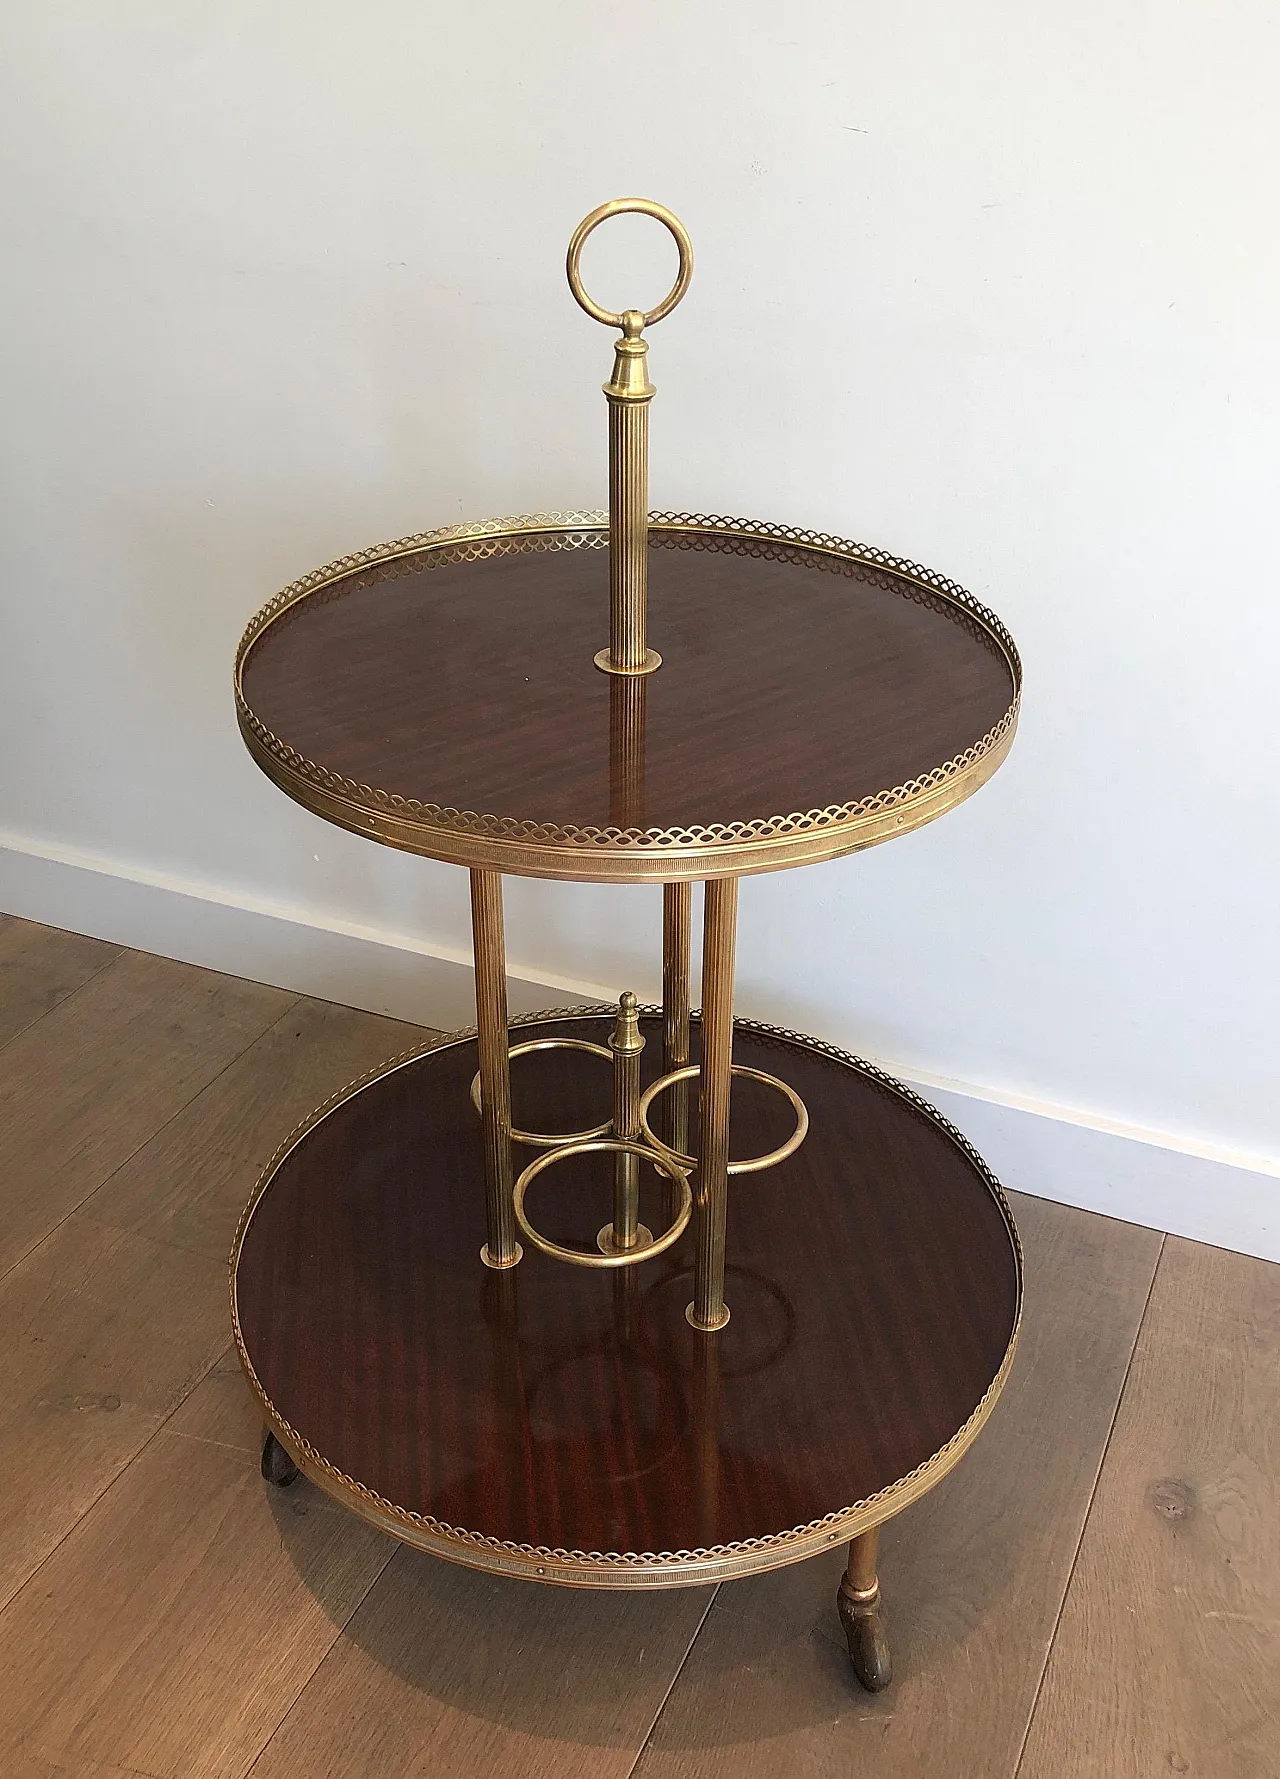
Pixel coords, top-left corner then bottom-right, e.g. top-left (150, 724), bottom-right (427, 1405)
top-left (264, 1409), bottom-right (1031, 1750)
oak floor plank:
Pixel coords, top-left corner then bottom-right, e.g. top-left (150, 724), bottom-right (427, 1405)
top-left (0, 1374), bottom-right (394, 1779)
top-left (81, 996), bottom-right (429, 1261)
top-left (165, 1344), bottom-right (263, 1454)
top-left (0, 915), bottom-right (121, 1051)
top-left (1016, 1238), bottom-right (1280, 1779)
top-left (12, 1758), bottom-right (164, 1779)
top-left (632, 1195), bottom-right (1162, 1779)
top-left (0, 1214), bottom-right (227, 1611)
top-left (0, 948), bottom-right (294, 1276)
top-left (173, 1352), bottom-right (717, 1779)
top-left (247, 1547), bottom-right (714, 1779)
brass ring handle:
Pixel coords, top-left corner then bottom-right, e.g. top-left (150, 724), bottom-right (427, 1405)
top-left (566, 198), bottom-right (694, 331)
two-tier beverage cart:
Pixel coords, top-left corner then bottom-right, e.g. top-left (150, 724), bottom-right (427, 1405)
top-left (231, 201), bottom-right (1023, 1690)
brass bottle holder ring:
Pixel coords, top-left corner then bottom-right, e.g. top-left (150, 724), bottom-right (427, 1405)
top-left (638, 1064), bottom-right (811, 1177)
top-left (470, 1037), bottom-right (614, 1150)
top-left (471, 1038), bottom-right (809, 1274)
top-left (513, 1139), bottom-right (693, 1270)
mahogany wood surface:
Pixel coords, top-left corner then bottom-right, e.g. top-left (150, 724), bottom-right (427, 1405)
top-left (234, 1015), bottom-right (1020, 1563)
top-left (239, 534), bottom-right (1016, 838)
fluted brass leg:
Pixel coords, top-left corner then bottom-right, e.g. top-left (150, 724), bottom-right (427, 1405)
top-left (687, 876), bottom-right (738, 1332)
top-left (662, 882), bottom-right (692, 1225)
top-left (838, 1526), bottom-right (892, 1692)
top-left (470, 868), bottom-right (521, 1269)
top-left (692, 1320), bottom-right (722, 1546)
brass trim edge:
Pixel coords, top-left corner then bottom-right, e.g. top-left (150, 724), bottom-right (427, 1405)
top-left (230, 1007), bottom-right (1023, 1590)
top-left (234, 511), bottom-right (1021, 883)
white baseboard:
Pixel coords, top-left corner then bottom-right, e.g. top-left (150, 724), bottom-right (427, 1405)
top-left (904, 1079), bottom-right (1277, 1264)
top-left (0, 828), bottom-right (612, 1032)
top-left (3, 827), bottom-right (1277, 1264)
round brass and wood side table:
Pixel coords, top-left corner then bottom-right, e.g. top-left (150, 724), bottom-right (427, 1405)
top-left (231, 201), bottom-right (1023, 1692)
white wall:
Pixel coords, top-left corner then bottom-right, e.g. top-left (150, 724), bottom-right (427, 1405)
top-left (2, 6), bottom-right (1278, 1229)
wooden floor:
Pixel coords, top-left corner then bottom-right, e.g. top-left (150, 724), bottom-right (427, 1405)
top-left (0, 914), bottom-right (1275, 1779)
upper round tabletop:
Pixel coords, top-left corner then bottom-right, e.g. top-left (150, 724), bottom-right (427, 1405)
top-left (236, 512), bottom-right (1020, 883)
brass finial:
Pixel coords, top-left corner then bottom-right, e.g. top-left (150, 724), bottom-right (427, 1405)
top-left (610, 989), bottom-right (644, 1056)
top-left (605, 310), bottom-right (655, 402)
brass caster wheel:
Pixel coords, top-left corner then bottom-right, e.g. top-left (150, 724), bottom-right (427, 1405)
top-left (838, 1574), bottom-right (892, 1692)
top-left (261, 1429), bottom-right (300, 1488)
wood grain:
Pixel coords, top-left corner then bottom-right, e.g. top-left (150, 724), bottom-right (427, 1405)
top-left (82, 996), bottom-right (428, 1261)
top-left (247, 1546), bottom-right (713, 1779)
top-left (0, 948), bottom-right (293, 1276)
top-left (0, 915), bottom-right (120, 1051)
top-left (632, 1195), bottom-right (1162, 1779)
top-left (1017, 1237), bottom-right (1280, 1779)
top-left (0, 1214), bottom-right (226, 1609)
top-left (165, 1343), bottom-right (271, 1455)
top-left (11, 1757), bottom-right (164, 1779)
top-left (0, 1374), bottom-right (393, 1779)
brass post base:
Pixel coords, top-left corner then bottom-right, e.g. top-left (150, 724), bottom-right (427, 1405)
top-left (595, 646), bottom-right (662, 676)
top-left (838, 1528), bottom-right (892, 1692)
top-left (597, 1223), bottom-right (654, 1256)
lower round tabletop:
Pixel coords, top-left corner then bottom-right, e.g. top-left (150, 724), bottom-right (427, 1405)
top-left (231, 1010), bottom-right (1022, 1590)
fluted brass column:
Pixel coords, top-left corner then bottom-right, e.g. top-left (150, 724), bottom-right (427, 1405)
top-left (688, 876), bottom-right (738, 1330)
top-left (470, 868), bottom-right (521, 1269)
top-left (598, 314), bottom-right (659, 675)
top-left (609, 672), bottom-right (647, 830)
top-left (662, 882), bottom-right (692, 1223)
